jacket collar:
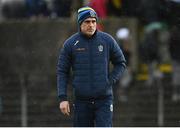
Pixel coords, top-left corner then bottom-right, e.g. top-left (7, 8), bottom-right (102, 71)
top-left (79, 30), bottom-right (98, 39)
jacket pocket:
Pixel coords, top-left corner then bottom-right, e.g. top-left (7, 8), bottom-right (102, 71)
top-left (106, 77), bottom-right (112, 87)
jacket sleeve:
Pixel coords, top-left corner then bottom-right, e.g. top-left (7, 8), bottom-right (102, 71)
top-left (109, 37), bottom-right (126, 85)
top-left (57, 41), bottom-right (72, 102)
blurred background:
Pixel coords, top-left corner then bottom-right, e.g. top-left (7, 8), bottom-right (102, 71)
top-left (0, 0), bottom-right (180, 127)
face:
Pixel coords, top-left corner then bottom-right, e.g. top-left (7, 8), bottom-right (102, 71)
top-left (80, 17), bottom-right (97, 37)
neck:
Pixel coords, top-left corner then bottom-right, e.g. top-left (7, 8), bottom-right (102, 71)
top-left (80, 30), bottom-right (97, 38)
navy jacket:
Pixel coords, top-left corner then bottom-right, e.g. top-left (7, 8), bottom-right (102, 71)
top-left (57, 30), bottom-right (126, 101)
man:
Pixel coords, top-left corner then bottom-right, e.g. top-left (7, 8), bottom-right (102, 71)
top-left (57, 6), bottom-right (126, 127)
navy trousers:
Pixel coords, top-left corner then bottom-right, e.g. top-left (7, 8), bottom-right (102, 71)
top-left (73, 97), bottom-right (113, 127)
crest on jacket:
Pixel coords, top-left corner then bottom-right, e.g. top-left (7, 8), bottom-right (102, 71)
top-left (98, 45), bottom-right (103, 52)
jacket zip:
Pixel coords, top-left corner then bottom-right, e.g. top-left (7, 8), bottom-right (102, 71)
top-left (88, 39), bottom-right (93, 92)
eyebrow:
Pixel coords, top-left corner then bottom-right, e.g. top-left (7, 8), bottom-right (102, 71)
top-left (84, 19), bottom-right (96, 22)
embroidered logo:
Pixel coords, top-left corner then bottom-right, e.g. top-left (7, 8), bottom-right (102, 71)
top-left (74, 40), bottom-right (79, 46)
top-left (90, 11), bottom-right (96, 17)
top-left (110, 104), bottom-right (113, 112)
top-left (98, 45), bottom-right (103, 52)
top-left (76, 48), bottom-right (86, 51)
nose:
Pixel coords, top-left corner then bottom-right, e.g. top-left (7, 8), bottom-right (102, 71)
top-left (89, 21), bottom-right (94, 26)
